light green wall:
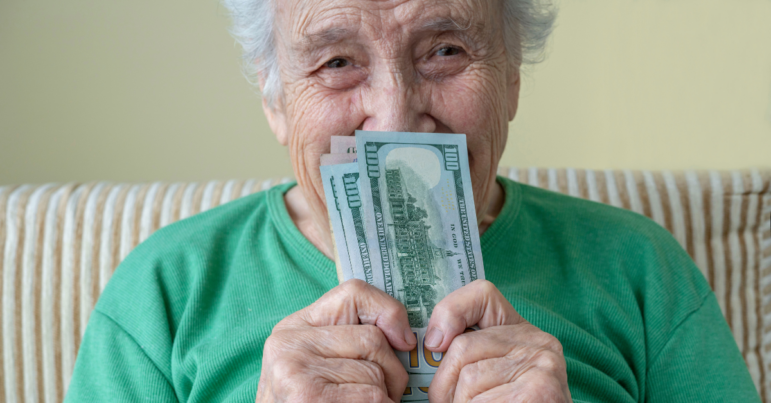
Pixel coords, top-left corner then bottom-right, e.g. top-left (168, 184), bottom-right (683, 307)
top-left (1, 0), bottom-right (769, 186)
top-left (504, 0), bottom-right (771, 171)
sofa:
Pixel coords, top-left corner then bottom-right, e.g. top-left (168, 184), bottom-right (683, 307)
top-left (1, 167), bottom-right (769, 402)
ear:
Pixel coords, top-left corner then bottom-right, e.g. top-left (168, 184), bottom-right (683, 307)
top-left (506, 66), bottom-right (521, 122)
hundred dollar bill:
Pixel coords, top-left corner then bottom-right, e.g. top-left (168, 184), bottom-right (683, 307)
top-left (354, 131), bottom-right (485, 391)
top-left (320, 162), bottom-right (386, 286)
top-left (401, 386), bottom-right (430, 402)
top-left (330, 136), bottom-right (356, 154)
top-left (321, 152), bottom-right (439, 401)
top-left (320, 153), bottom-right (357, 166)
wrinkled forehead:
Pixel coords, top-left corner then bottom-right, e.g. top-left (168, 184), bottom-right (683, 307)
top-left (275, 0), bottom-right (498, 48)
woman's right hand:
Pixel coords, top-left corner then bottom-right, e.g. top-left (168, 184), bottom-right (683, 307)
top-left (255, 279), bottom-right (417, 403)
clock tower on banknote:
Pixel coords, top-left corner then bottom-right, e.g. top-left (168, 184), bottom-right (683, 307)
top-left (385, 168), bottom-right (459, 327)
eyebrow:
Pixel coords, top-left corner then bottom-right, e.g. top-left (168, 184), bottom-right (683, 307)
top-left (417, 15), bottom-right (488, 46)
top-left (296, 15), bottom-right (483, 52)
top-left (299, 27), bottom-right (357, 49)
top-left (419, 17), bottom-right (474, 33)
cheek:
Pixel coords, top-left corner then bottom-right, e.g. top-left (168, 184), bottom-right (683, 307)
top-left (429, 70), bottom-right (509, 165)
top-left (283, 83), bottom-right (365, 193)
top-left (427, 69), bottom-right (509, 210)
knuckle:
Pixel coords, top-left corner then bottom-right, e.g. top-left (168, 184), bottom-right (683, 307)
top-left (458, 361), bottom-right (483, 387)
top-left (382, 301), bottom-right (409, 324)
top-left (533, 349), bottom-right (566, 374)
top-left (523, 326), bottom-right (563, 354)
top-left (270, 363), bottom-right (312, 399)
top-left (359, 360), bottom-right (386, 386)
top-left (540, 333), bottom-right (564, 355)
top-left (262, 333), bottom-right (285, 360)
top-left (270, 356), bottom-right (303, 381)
top-left (476, 279), bottom-right (496, 293)
top-left (447, 333), bottom-right (472, 355)
top-left (385, 294), bottom-right (407, 313)
top-left (271, 314), bottom-right (298, 333)
top-left (359, 325), bottom-right (387, 352)
top-left (264, 328), bottom-right (306, 352)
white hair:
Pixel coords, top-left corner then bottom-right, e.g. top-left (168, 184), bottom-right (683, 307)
top-left (222, 0), bottom-right (557, 106)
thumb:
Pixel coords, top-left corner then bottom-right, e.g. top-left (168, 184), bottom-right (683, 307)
top-left (423, 279), bottom-right (525, 352)
top-left (276, 279), bottom-right (418, 351)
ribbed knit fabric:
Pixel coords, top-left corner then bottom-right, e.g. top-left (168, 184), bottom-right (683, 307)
top-left (64, 177), bottom-right (759, 402)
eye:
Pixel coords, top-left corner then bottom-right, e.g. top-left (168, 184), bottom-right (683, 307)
top-left (435, 46), bottom-right (461, 57)
top-left (324, 58), bottom-right (350, 68)
top-left (418, 44), bottom-right (469, 80)
top-left (315, 56), bottom-right (366, 90)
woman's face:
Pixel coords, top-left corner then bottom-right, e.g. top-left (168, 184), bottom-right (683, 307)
top-left (265, 0), bottom-right (520, 230)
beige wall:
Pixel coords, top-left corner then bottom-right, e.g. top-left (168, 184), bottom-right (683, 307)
top-left (1, 0), bottom-right (769, 186)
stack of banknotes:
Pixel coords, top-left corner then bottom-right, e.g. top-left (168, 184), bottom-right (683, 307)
top-left (320, 131), bottom-right (486, 400)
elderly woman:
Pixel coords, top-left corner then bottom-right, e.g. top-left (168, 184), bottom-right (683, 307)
top-left (65, 0), bottom-right (758, 402)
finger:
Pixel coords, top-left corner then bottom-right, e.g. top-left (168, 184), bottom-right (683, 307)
top-left (466, 369), bottom-right (570, 403)
top-left (321, 384), bottom-right (397, 403)
top-left (293, 325), bottom-right (409, 401)
top-left (428, 326), bottom-right (565, 403)
top-left (424, 280), bottom-right (525, 352)
top-left (312, 358), bottom-right (388, 391)
top-left (468, 381), bottom-right (525, 403)
top-left (453, 358), bottom-right (566, 403)
top-left (276, 279), bottom-right (417, 350)
top-left (452, 357), bottom-right (517, 403)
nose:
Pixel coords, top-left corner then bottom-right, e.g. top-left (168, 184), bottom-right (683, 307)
top-left (360, 66), bottom-right (436, 133)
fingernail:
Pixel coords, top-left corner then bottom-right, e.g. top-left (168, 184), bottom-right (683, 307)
top-left (404, 329), bottom-right (417, 345)
top-left (424, 327), bottom-right (444, 349)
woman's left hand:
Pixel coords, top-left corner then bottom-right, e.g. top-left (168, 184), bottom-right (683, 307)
top-left (425, 280), bottom-right (572, 403)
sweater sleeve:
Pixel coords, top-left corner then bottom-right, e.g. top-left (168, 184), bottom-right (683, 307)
top-left (645, 292), bottom-right (760, 402)
top-left (64, 310), bottom-right (178, 402)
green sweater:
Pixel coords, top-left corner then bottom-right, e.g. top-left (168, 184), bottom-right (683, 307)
top-left (66, 177), bottom-right (759, 402)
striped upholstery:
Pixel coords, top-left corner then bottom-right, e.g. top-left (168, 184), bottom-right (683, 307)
top-left (0, 169), bottom-right (769, 402)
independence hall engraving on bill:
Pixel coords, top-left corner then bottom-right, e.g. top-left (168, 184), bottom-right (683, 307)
top-left (385, 168), bottom-right (458, 327)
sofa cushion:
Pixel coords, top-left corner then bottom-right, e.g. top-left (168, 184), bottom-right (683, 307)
top-left (0, 170), bottom-right (769, 402)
